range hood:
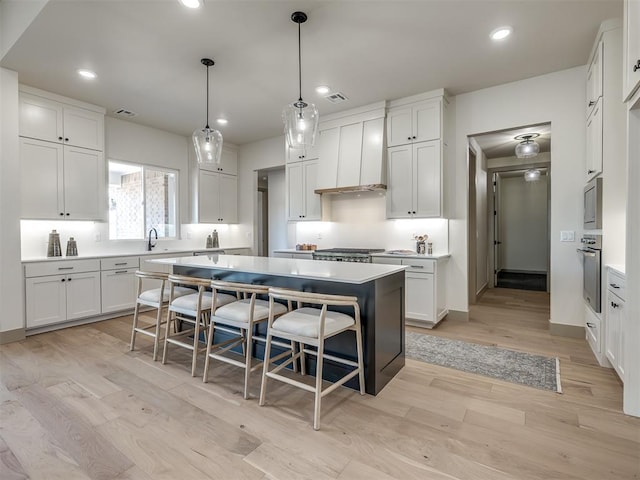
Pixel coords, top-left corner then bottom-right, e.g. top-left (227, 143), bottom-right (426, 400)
top-left (314, 184), bottom-right (387, 195)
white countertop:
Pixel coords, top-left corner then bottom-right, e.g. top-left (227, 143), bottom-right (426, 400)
top-left (371, 252), bottom-right (451, 260)
top-left (22, 247), bottom-right (249, 263)
top-left (272, 249), bottom-right (315, 254)
top-left (607, 264), bottom-right (626, 275)
top-left (150, 254), bottom-right (407, 284)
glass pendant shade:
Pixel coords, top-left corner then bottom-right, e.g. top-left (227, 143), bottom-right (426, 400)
top-left (283, 101), bottom-right (319, 148)
top-left (524, 168), bottom-right (541, 182)
top-left (193, 126), bottom-right (223, 164)
top-left (515, 138), bottom-right (540, 158)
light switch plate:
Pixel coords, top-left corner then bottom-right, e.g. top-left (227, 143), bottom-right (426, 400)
top-left (560, 230), bottom-right (575, 242)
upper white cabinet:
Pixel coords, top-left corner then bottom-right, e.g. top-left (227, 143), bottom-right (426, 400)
top-left (387, 140), bottom-right (441, 218)
top-left (585, 100), bottom-right (603, 180)
top-left (586, 41), bottom-right (603, 118)
top-left (623, 0), bottom-right (640, 101)
top-left (386, 98), bottom-right (441, 147)
top-left (286, 159), bottom-right (321, 221)
top-left (286, 142), bottom-right (319, 164)
top-left (201, 146), bottom-right (238, 175)
top-left (19, 91), bottom-right (104, 151)
top-left (191, 145), bottom-right (238, 224)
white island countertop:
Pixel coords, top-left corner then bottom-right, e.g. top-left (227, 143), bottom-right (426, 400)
top-left (150, 254), bottom-right (407, 284)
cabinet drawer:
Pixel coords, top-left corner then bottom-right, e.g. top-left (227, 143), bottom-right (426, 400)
top-left (401, 258), bottom-right (435, 273)
top-left (585, 310), bottom-right (601, 354)
top-left (101, 256), bottom-right (140, 271)
top-left (607, 269), bottom-right (626, 300)
top-left (25, 259), bottom-right (100, 278)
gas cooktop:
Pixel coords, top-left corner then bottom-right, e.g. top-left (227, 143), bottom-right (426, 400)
top-left (314, 248), bottom-right (385, 254)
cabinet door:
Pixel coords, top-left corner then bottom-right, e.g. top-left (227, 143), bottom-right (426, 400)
top-left (218, 174), bottom-right (238, 223)
top-left (217, 148), bottom-right (238, 175)
top-left (618, 298), bottom-right (626, 379)
top-left (336, 122), bottom-right (364, 188)
top-left (25, 275), bottom-right (67, 328)
top-left (624, 0), bottom-right (640, 101)
top-left (198, 170), bottom-right (221, 223)
top-left (304, 160), bottom-right (321, 220)
top-left (63, 106), bottom-right (104, 151)
top-left (586, 41), bottom-right (603, 117)
top-left (413, 100), bottom-right (441, 142)
top-left (405, 272), bottom-right (435, 322)
top-left (386, 145), bottom-right (413, 218)
top-left (386, 107), bottom-right (412, 147)
top-left (360, 117), bottom-right (386, 186)
top-left (287, 162), bottom-right (305, 220)
top-left (101, 269), bottom-right (137, 313)
top-left (605, 290), bottom-right (621, 376)
top-left (20, 138), bottom-right (64, 219)
top-left (19, 93), bottom-right (63, 143)
top-left (414, 140), bottom-right (441, 217)
top-left (66, 271), bottom-right (101, 320)
top-left (63, 146), bottom-right (104, 220)
top-left (287, 145), bottom-right (307, 163)
top-left (317, 127), bottom-right (339, 189)
top-left (586, 100), bottom-right (603, 180)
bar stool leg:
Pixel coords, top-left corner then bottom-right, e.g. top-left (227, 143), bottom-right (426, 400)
top-left (355, 325), bottom-right (365, 395)
top-left (243, 324), bottom-right (254, 400)
top-left (258, 330), bottom-right (273, 406)
top-left (130, 301), bottom-right (141, 352)
top-left (299, 342), bottom-right (306, 375)
top-left (313, 337), bottom-right (325, 431)
top-left (152, 304), bottom-right (164, 361)
top-left (162, 308), bottom-right (173, 365)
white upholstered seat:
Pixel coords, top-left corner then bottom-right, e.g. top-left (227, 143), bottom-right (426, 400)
top-left (170, 291), bottom-right (235, 312)
top-left (214, 298), bottom-right (287, 325)
top-left (138, 286), bottom-right (194, 304)
top-left (259, 288), bottom-right (365, 430)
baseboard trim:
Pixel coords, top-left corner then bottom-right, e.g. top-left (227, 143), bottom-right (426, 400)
top-left (0, 328), bottom-right (26, 345)
top-left (445, 310), bottom-right (469, 322)
top-left (550, 323), bottom-right (585, 338)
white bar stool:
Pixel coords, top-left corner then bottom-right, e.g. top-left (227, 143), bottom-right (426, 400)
top-left (162, 274), bottom-right (236, 376)
top-left (259, 288), bottom-right (365, 430)
top-left (204, 281), bottom-right (290, 399)
top-left (129, 271), bottom-right (195, 361)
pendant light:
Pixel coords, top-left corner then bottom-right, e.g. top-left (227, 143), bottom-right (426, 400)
top-left (524, 168), bottom-right (541, 182)
top-left (283, 11), bottom-right (319, 149)
top-left (514, 133), bottom-right (540, 159)
top-left (193, 58), bottom-right (223, 164)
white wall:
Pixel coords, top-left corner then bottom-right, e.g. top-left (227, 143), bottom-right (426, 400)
top-left (267, 168), bottom-right (287, 255)
top-left (0, 68), bottom-right (24, 335)
top-left (452, 66), bottom-right (586, 328)
top-left (499, 174), bottom-right (548, 272)
top-left (0, 0), bottom-right (48, 60)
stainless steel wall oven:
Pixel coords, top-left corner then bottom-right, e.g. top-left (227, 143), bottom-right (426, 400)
top-left (577, 234), bottom-right (602, 313)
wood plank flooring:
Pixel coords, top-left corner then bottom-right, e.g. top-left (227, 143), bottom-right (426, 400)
top-left (1, 288), bottom-right (638, 479)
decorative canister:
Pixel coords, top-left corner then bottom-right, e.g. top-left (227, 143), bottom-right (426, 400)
top-left (66, 237), bottom-right (78, 256)
top-left (206, 235), bottom-right (213, 248)
top-left (416, 241), bottom-right (426, 255)
top-left (47, 230), bottom-right (62, 257)
top-left (211, 230), bottom-right (219, 248)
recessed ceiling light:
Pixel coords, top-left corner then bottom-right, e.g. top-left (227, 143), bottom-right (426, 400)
top-left (315, 85), bottom-right (331, 95)
top-left (179, 0), bottom-right (201, 8)
top-left (216, 118), bottom-right (228, 125)
top-left (490, 26), bottom-right (513, 41)
top-left (77, 69), bottom-right (97, 79)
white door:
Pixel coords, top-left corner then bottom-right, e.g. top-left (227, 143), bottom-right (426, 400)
top-left (413, 101), bottom-right (441, 143)
top-left (198, 170), bottom-right (221, 223)
top-left (405, 272), bottom-right (435, 322)
top-left (386, 144), bottom-right (413, 218)
top-left (414, 140), bottom-right (441, 217)
top-left (304, 160), bottom-right (321, 220)
top-left (19, 93), bottom-right (63, 143)
top-left (218, 173), bottom-right (238, 223)
top-left (63, 106), bottom-right (104, 151)
top-left (20, 138), bottom-right (64, 219)
top-left (386, 107), bottom-right (412, 147)
top-left (65, 271), bottom-right (101, 320)
top-left (25, 275), bottom-right (67, 328)
top-left (624, 0), bottom-right (640, 100)
top-left (63, 146), bottom-right (103, 220)
top-left (101, 269), bottom-right (137, 313)
top-left (287, 162), bottom-right (304, 220)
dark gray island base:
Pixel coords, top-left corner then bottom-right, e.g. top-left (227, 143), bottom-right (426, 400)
top-left (173, 264), bottom-right (405, 395)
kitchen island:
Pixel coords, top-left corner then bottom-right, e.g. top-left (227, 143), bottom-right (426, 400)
top-left (150, 254), bottom-right (406, 395)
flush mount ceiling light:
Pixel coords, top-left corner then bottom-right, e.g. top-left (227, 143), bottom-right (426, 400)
top-left (283, 11), bottom-right (319, 149)
top-left (77, 69), bottom-right (97, 79)
top-left (490, 26), bottom-right (513, 41)
top-left (514, 133), bottom-right (540, 158)
top-left (179, 0), bottom-right (201, 8)
top-left (193, 58), bottom-right (223, 164)
top-left (524, 169), bottom-right (542, 182)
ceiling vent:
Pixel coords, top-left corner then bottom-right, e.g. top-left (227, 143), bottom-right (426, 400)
top-left (324, 92), bottom-right (348, 104)
top-left (113, 108), bottom-right (137, 118)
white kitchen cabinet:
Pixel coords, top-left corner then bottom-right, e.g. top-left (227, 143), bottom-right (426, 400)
top-left (605, 268), bottom-right (626, 381)
top-left (585, 100), bottom-right (603, 181)
top-left (386, 98), bottom-right (441, 147)
top-left (25, 259), bottom-right (101, 329)
top-left (372, 256), bottom-right (448, 327)
top-left (196, 170), bottom-right (238, 224)
top-left (387, 140), bottom-right (441, 218)
top-left (623, 0), bottom-right (640, 101)
top-left (286, 159), bottom-right (321, 221)
top-left (286, 142), bottom-right (319, 164)
top-left (20, 138), bottom-right (104, 220)
top-left (100, 256), bottom-right (140, 313)
top-left (19, 91), bottom-right (104, 151)
top-left (200, 146), bottom-right (238, 175)
top-left (586, 41), bottom-right (603, 118)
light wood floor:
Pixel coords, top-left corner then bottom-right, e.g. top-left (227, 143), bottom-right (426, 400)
top-left (1, 288), bottom-right (638, 479)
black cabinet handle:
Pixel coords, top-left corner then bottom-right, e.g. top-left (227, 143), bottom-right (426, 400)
top-left (611, 301), bottom-right (619, 308)
top-left (64, 137), bottom-right (69, 142)
top-left (60, 212), bottom-right (64, 216)
top-left (66, 213), bottom-right (70, 216)
top-left (67, 278), bottom-right (72, 282)
top-left (61, 278), bottom-right (66, 282)
top-left (407, 137), bottom-right (411, 140)
top-left (633, 60), bottom-right (640, 72)
top-left (587, 169), bottom-right (595, 174)
top-left (407, 211), bottom-right (411, 214)
top-left (586, 322), bottom-right (595, 328)
top-left (412, 136), bottom-right (416, 139)
top-left (58, 136), bottom-right (63, 141)
top-left (588, 100), bottom-right (595, 106)
top-left (412, 211), bottom-right (416, 214)
top-left (610, 283), bottom-right (620, 289)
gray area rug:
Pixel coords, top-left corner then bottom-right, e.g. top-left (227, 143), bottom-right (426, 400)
top-left (406, 332), bottom-right (562, 393)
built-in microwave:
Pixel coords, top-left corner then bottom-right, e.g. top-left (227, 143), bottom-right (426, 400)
top-left (584, 177), bottom-right (602, 229)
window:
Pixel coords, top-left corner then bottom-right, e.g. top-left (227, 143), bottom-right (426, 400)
top-left (108, 161), bottom-right (178, 240)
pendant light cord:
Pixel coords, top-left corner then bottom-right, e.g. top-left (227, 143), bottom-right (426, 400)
top-left (297, 19), bottom-right (302, 103)
top-left (205, 64), bottom-right (210, 129)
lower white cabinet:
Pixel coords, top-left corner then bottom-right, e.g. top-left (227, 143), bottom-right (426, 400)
top-left (372, 256), bottom-right (448, 327)
top-left (100, 256), bottom-right (140, 313)
top-left (25, 259), bottom-right (101, 329)
top-left (605, 268), bottom-right (626, 381)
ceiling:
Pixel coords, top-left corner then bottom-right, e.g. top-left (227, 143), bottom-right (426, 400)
top-left (1, 0), bottom-right (621, 146)
top-left (472, 123), bottom-right (552, 159)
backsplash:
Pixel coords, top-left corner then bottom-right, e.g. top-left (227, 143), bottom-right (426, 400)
top-left (294, 192), bottom-right (449, 254)
top-left (20, 220), bottom-right (246, 259)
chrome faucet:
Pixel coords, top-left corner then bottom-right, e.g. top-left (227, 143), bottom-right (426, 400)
top-left (147, 228), bottom-right (158, 251)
